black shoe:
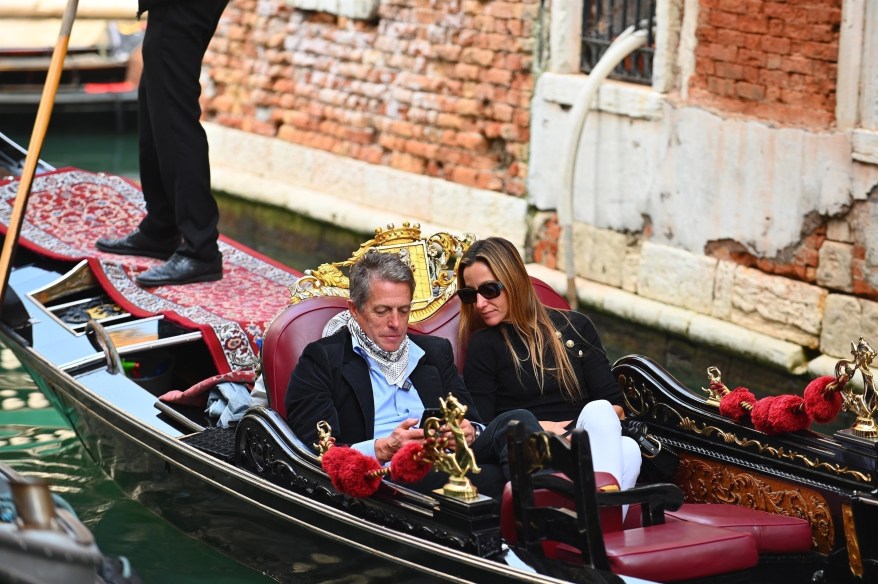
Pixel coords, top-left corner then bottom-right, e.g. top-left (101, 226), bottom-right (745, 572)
top-left (135, 253), bottom-right (223, 287)
top-left (96, 229), bottom-right (180, 260)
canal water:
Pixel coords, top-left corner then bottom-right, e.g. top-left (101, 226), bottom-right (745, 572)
top-left (0, 113), bottom-right (843, 582)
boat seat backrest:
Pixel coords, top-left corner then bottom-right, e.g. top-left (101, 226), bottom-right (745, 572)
top-left (504, 422), bottom-right (759, 583)
top-left (262, 297), bottom-right (350, 420)
top-left (262, 276), bottom-right (570, 420)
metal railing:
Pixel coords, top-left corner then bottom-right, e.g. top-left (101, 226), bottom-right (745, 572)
top-left (581, 0), bottom-right (656, 85)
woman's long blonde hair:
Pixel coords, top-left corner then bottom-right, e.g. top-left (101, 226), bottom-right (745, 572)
top-left (457, 237), bottom-right (582, 402)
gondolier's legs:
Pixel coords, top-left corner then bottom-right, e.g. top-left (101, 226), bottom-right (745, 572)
top-left (98, 0), bottom-right (228, 285)
top-left (137, 0), bottom-right (228, 263)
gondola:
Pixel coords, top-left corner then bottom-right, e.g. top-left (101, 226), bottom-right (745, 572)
top-left (0, 460), bottom-right (140, 584)
top-left (1, 132), bottom-right (877, 583)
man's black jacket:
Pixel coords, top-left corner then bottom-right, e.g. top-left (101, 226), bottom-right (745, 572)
top-left (285, 330), bottom-right (483, 450)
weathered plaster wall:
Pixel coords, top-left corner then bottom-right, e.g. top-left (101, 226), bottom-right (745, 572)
top-left (202, 0), bottom-right (878, 372)
top-left (526, 0), bottom-right (878, 366)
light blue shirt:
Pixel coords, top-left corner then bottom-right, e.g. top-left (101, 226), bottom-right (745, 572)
top-left (349, 336), bottom-right (426, 459)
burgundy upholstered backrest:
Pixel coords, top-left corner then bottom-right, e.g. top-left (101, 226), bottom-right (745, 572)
top-left (262, 297), bottom-right (349, 419)
top-left (262, 276), bottom-right (570, 419)
top-left (530, 276), bottom-right (571, 310)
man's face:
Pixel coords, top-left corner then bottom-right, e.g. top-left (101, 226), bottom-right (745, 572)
top-left (349, 278), bottom-right (412, 352)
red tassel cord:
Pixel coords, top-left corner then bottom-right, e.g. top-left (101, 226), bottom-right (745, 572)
top-left (322, 440), bottom-right (439, 498)
top-left (719, 386), bottom-right (757, 422)
top-left (390, 442), bottom-right (433, 483)
top-left (765, 394), bottom-right (811, 434)
top-left (803, 375), bottom-right (845, 423)
top-left (752, 395), bottom-right (812, 435)
top-left (321, 446), bottom-right (386, 498)
top-left (750, 396), bottom-right (776, 433)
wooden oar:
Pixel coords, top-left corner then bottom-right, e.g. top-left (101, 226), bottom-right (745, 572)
top-left (0, 0), bottom-right (80, 311)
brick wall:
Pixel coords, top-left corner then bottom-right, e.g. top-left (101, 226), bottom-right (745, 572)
top-left (689, 0), bottom-right (842, 127)
top-left (202, 0), bottom-right (538, 196)
top-left (705, 202), bottom-right (878, 300)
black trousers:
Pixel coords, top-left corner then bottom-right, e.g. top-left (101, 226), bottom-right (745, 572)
top-left (407, 409), bottom-right (542, 498)
top-left (137, 0), bottom-right (228, 262)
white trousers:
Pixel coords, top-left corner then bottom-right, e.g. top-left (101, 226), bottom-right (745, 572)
top-left (575, 400), bottom-right (641, 492)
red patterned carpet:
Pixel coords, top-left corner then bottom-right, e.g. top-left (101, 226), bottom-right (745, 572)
top-left (0, 167), bottom-right (301, 373)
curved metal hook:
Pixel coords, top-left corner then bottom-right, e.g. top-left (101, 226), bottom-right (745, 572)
top-left (86, 318), bottom-right (124, 375)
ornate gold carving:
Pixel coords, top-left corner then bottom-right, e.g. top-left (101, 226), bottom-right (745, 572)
top-left (700, 366), bottom-right (724, 407)
top-left (619, 373), bottom-right (655, 418)
top-left (29, 260), bottom-right (97, 305)
top-left (678, 454), bottom-right (833, 553)
top-left (424, 394), bottom-right (481, 500)
top-left (522, 432), bottom-right (553, 476)
top-left (838, 338), bottom-right (878, 439)
top-left (314, 420), bottom-right (335, 457)
top-left (842, 503), bottom-right (864, 578)
top-left (619, 373), bottom-right (871, 483)
top-left (288, 222), bottom-right (475, 322)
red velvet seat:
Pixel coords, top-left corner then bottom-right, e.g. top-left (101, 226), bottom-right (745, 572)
top-left (624, 502), bottom-right (813, 554)
top-left (261, 276), bottom-right (567, 419)
top-left (505, 422), bottom-right (759, 583)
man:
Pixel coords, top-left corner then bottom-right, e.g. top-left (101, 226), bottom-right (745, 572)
top-left (96, 0), bottom-right (228, 286)
top-left (285, 251), bottom-right (541, 497)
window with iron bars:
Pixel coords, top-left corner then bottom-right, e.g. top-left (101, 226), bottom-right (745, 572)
top-left (581, 0), bottom-right (656, 85)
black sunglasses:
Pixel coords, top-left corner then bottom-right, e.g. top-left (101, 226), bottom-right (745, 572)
top-left (457, 281), bottom-right (505, 304)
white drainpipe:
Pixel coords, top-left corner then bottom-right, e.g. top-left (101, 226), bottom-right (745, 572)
top-left (558, 26), bottom-right (648, 309)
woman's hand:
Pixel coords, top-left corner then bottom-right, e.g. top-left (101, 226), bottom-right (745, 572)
top-left (539, 420), bottom-right (572, 436)
top-left (613, 405), bottom-right (625, 420)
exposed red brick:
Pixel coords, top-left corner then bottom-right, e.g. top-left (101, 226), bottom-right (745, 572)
top-left (689, 0), bottom-right (840, 129)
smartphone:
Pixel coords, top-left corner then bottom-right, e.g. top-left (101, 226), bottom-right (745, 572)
top-left (418, 408), bottom-right (442, 428)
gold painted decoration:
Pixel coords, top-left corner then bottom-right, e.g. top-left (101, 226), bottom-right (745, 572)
top-left (842, 503), bottom-right (864, 578)
top-left (315, 420), bottom-right (335, 457)
top-left (837, 338), bottom-right (878, 439)
top-left (288, 222), bottom-right (475, 323)
top-left (677, 454), bottom-right (833, 553)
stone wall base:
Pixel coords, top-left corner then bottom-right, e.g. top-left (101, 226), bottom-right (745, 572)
top-left (206, 123), bottom-right (528, 248)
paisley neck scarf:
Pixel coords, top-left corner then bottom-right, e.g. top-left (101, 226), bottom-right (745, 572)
top-left (348, 315), bottom-right (411, 386)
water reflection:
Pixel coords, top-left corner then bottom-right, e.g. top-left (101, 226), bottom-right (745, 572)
top-left (0, 346), bottom-right (275, 583)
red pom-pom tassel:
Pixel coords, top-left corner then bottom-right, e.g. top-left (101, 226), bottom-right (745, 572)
top-left (766, 394), bottom-right (811, 434)
top-left (719, 386), bottom-right (757, 421)
top-left (750, 396), bottom-right (775, 433)
top-left (803, 376), bottom-right (843, 423)
top-left (321, 446), bottom-right (385, 497)
top-left (390, 442), bottom-right (433, 483)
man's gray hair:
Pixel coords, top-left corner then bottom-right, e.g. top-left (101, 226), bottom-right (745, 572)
top-left (349, 251), bottom-right (416, 310)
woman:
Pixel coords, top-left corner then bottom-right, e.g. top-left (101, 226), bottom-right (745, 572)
top-left (457, 237), bottom-right (641, 491)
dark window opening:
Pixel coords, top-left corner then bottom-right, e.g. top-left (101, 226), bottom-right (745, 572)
top-left (581, 0), bottom-right (656, 85)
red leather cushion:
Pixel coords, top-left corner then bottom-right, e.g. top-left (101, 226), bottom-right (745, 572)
top-left (408, 296), bottom-right (463, 371)
top-left (605, 522), bottom-right (759, 582)
top-left (666, 504), bottom-right (812, 554)
top-left (624, 502), bottom-right (812, 554)
top-left (502, 480), bottom-right (759, 582)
